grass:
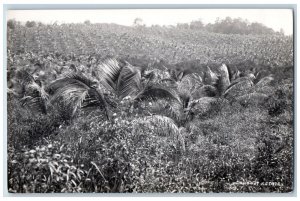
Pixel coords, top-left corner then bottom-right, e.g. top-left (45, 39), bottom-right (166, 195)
top-left (7, 82), bottom-right (293, 192)
top-left (6, 22), bottom-right (294, 193)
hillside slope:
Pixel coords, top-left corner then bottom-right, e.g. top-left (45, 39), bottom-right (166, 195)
top-left (7, 23), bottom-right (293, 68)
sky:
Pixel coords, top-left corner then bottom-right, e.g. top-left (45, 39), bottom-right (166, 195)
top-left (7, 9), bottom-right (293, 35)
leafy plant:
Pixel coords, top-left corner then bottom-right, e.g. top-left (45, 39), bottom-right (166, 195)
top-left (7, 21), bottom-right (293, 193)
top-left (48, 73), bottom-right (110, 120)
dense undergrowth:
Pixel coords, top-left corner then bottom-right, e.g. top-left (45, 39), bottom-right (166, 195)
top-left (8, 89), bottom-right (293, 192)
top-left (7, 22), bottom-right (294, 193)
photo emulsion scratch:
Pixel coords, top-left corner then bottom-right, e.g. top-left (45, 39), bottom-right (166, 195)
top-left (6, 8), bottom-right (294, 193)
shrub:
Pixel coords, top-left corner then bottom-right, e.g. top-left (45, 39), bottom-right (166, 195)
top-left (7, 19), bottom-right (16, 30)
top-left (8, 96), bottom-right (62, 150)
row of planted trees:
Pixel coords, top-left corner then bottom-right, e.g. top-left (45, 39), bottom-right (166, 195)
top-left (9, 55), bottom-right (279, 133)
top-left (7, 54), bottom-right (293, 192)
top-left (7, 20), bottom-right (293, 67)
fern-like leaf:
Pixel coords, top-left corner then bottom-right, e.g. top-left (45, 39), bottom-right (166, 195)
top-left (203, 66), bottom-right (218, 85)
top-left (217, 64), bottom-right (231, 94)
top-left (49, 73), bottom-right (110, 119)
top-left (132, 115), bottom-right (185, 151)
top-left (116, 63), bottom-right (141, 99)
top-left (134, 84), bottom-right (181, 104)
top-left (223, 77), bottom-right (254, 100)
top-left (20, 96), bottom-right (47, 114)
top-left (255, 76), bottom-right (275, 88)
top-left (94, 58), bottom-right (124, 92)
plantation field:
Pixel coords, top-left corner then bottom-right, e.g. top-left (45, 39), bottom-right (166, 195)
top-left (7, 23), bottom-right (293, 67)
top-left (7, 23), bottom-right (294, 193)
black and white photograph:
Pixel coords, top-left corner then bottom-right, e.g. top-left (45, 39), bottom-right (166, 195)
top-left (5, 7), bottom-right (294, 193)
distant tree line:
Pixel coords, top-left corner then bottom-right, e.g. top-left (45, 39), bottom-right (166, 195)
top-left (177, 17), bottom-right (280, 35)
top-left (7, 16), bottom-right (283, 35)
top-left (7, 19), bottom-right (42, 29)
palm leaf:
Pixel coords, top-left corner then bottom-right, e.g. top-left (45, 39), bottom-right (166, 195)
top-left (134, 84), bottom-right (181, 104)
top-left (132, 115), bottom-right (185, 151)
top-left (27, 81), bottom-right (49, 101)
top-left (83, 87), bottom-right (111, 119)
top-left (15, 69), bottom-right (49, 114)
top-left (236, 92), bottom-right (269, 107)
top-left (185, 97), bottom-right (220, 119)
top-left (95, 58), bottom-right (124, 92)
top-left (255, 76), bottom-right (274, 88)
top-left (20, 96), bottom-right (47, 114)
top-left (169, 69), bottom-right (178, 81)
top-left (224, 76), bottom-right (254, 94)
top-left (51, 83), bottom-right (89, 116)
top-left (15, 69), bottom-right (35, 86)
top-left (217, 64), bottom-right (230, 94)
top-left (93, 58), bottom-right (143, 100)
top-left (203, 66), bottom-right (218, 85)
top-left (116, 63), bottom-right (141, 99)
top-left (177, 71), bottom-right (184, 81)
top-left (49, 73), bottom-right (110, 119)
top-left (144, 115), bottom-right (180, 136)
top-left (192, 85), bottom-right (218, 99)
top-left (149, 99), bottom-right (183, 123)
top-left (47, 73), bottom-right (97, 95)
top-left (223, 78), bottom-right (254, 100)
top-left (177, 73), bottom-right (203, 96)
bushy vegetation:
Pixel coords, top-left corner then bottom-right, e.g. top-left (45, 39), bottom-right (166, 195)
top-left (179, 17), bottom-right (279, 35)
top-left (7, 20), bottom-right (292, 67)
top-left (7, 20), bottom-right (293, 193)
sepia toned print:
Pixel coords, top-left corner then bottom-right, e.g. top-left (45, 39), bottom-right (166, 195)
top-left (6, 9), bottom-right (293, 193)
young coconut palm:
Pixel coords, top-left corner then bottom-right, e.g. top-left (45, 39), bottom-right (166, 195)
top-left (12, 69), bottom-right (49, 114)
top-left (132, 115), bottom-right (185, 152)
top-left (236, 92), bottom-right (269, 107)
top-left (203, 66), bottom-right (218, 86)
top-left (94, 57), bottom-right (142, 99)
top-left (192, 64), bottom-right (229, 99)
top-left (47, 73), bottom-right (110, 120)
top-left (95, 57), bottom-right (182, 106)
top-left (48, 58), bottom-right (182, 121)
top-left (217, 63), bottom-right (231, 94)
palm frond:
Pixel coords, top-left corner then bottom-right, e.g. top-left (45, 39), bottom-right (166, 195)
top-left (149, 99), bottom-right (183, 123)
top-left (132, 115), bottom-right (185, 151)
top-left (217, 64), bottom-right (230, 94)
top-left (66, 73), bottom-right (98, 87)
top-left (255, 76), bottom-right (275, 88)
top-left (224, 75), bottom-right (256, 93)
top-left (178, 92), bottom-right (191, 109)
top-left (15, 69), bottom-right (35, 86)
top-left (84, 87), bottom-right (111, 119)
top-left (144, 69), bottom-right (172, 84)
top-left (14, 70), bottom-right (50, 114)
top-left (223, 78), bottom-right (254, 100)
top-left (7, 88), bottom-right (19, 98)
top-left (144, 115), bottom-right (179, 135)
top-left (27, 81), bottom-right (49, 101)
top-left (192, 85), bottom-right (218, 99)
top-left (177, 73), bottom-right (202, 94)
top-left (226, 65), bottom-right (240, 82)
top-left (49, 73), bottom-right (110, 119)
top-left (177, 71), bottom-right (184, 81)
top-left (47, 73), bottom-right (97, 95)
top-left (20, 96), bottom-right (47, 114)
top-left (236, 92), bottom-right (269, 107)
top-left (116, 63), bottom-right (141, 99)
top-left (134, 84), bottom-right (181, 104)
top-left (51, 83), bottom-right (89, 116)
top-left (203, 66), bottom-right (218, 85)
top-left (185, 97), bottom-right (221, 120)
top-left (169, 69), bottom-right (178, 81)
top-left (95, 58), bottom-right (124, 92)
